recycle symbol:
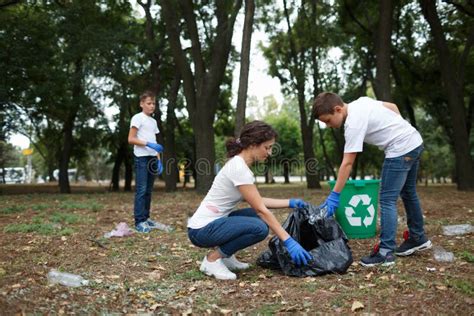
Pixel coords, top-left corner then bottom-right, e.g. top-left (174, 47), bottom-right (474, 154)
top-left (344, 194), bottom-right (375, 227)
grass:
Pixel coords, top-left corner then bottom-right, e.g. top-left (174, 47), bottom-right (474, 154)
top-left (458, 251), bottom-right (474, 263)
top-left (3, 211), bottom-right (88, 236)
top-left (0, 205), bottom-right (28, 214)
top-left (59, 201), bottom-right (103, 212)
top-left (31, 204), bottom-right (50, 211)
top-left (171, 269), bottom-right (206, 281)
top-left (448, 278), bottom-right (474, 295)
top-left (2, 223), bottom-right (76, 235)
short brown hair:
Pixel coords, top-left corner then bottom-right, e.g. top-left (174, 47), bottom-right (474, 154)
top-left (140, 90), bottom-right (156, 102)
top-left (312, 92), bottom-right (344, 119)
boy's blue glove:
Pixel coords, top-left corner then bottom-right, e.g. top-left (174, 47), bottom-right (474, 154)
top-left (289, 198), bottom-right (308, 209)
top-left (320, 191), bottom-right (340, 217)
top-left (283, 237), bottom-right (313, 266)
top-left (156, 159), bottom-right (163, 175)
top-left (146, 142), bottom-right (164, 153)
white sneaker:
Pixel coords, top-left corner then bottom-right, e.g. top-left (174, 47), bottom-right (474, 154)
top-left (200, 256), bottom-right (237, 280)
top-left (222, 255), bottom-right (250, 271)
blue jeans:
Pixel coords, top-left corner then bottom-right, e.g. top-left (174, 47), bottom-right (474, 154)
top-left (134, 155), bottom-right (156, 225)
top-left (188, 208), bottom-right (269, 258)
top-left (379, 145), bottom-right (426, 252)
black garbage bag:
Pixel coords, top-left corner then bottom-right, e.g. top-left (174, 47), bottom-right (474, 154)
top-left (256, 204), bottom-right (353, 277)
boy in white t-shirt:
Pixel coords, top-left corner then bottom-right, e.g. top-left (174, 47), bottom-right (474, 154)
top-left (128, 91), bottom-right (165, 233)
top-left (313, 92), bottom-right (432, 267)
top-left (188, 121), bottom-right (312, 280)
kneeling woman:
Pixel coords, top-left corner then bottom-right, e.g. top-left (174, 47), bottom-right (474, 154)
top-left (187, 121), bottom-right (312, 280)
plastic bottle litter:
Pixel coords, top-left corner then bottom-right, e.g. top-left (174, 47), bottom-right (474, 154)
top-left (308, 205), bottom-right (328, 225)
top-left (47, 269), bottom-right (89, 287)
top-left (152, 222), bottom-right (174, 232)
top-left (442, 224), bottom-right (473, 236)
top-left (433, 246), bottom-right (455, 262)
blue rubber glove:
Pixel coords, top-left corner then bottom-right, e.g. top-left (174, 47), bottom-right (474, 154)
top-left (289, 199), bottom-right (308, 209)
top-left (320, 191), bottom-right (340, 217)
top-left (156, 159), bottom-right (163, 175)
top-left (283, 237), bottom-right (313, 266)
top-left (146, 142), bottom-right (164, 153)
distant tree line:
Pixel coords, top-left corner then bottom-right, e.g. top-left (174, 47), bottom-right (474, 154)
top-left (0, 0), bottom-right (472, 193)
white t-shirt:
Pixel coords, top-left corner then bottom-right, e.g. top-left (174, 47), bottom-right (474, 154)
top-left (187, 155), bottom-right (255, 229)
top-left (130, 112), bottom-right (160, 157)
top-left (344, 97), bottom-right (423, 158)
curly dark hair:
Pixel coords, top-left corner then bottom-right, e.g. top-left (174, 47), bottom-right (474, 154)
top-left (226, 121), bottom-right (278, 158)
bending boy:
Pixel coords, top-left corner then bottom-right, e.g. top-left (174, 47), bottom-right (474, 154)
top-left (313, 92), bottom-right (432, 267)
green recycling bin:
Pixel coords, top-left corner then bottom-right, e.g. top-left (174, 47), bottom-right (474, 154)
top-left (328, 179), bottom-right (380, 239)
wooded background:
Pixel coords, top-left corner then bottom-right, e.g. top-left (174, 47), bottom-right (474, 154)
top-left (0, 0), bottom-right (472, 193)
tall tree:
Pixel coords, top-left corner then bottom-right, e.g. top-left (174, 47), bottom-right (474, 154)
top-left (262, 0), bottom-right (323, 188)
top-left (161, 0), bottom-right (243, 193)
top-left (373, 0), bottom-right (394, 101)
top-left (420, 0), bottom-right (474, 190)
top-left (234, 0), bottom-right (255, 136)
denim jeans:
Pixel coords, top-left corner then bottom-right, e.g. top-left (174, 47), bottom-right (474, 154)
top-left (134, 155), bottom-right (156, 225)
top-left (188, 208), bottom-right (269, 258)
top-left (379, 145), bottom-right (426, 252)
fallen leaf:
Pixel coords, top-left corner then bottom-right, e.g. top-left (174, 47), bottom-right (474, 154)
top-left (188, 286), bottom-right (197, 292)
top-left (379, 276), bottom-right (389, 281)
top-left (150, 303), bottom-right (163, 311)
top-left (145, 271), bottom-right (161, 280)
top-left (61, 236), bottom-right (67, 241)
top-left (151, 265), bottom-right (166, 271)
top-left (351, 301), bottom-right (364, 312)
top-left (436, 285), bottom-right (447, 291)
top-left (258, 274), bottom-right (266, 279)
top-left (0, 268), bottom-right (6, 277)
top-left (220, 309), bottom-right (232, 315)
top-left (365, 272), bottom-right (373, 280)
top-left (223, 289), bottom-right (236, 294)
top-left (250, 282), bottom-right (259, 287)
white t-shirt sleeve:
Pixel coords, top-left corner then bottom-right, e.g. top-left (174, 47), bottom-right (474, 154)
top-left (344, 127), bottom-right (366, 153)
top-left (343, 97), bottom-right (372, 153)
top-left (226, 157), bottom-right (254, 186)
top-left (130, 114), bottom-right (142, 129)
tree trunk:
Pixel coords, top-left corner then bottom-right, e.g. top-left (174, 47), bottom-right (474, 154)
top-left (317, 123), bottom-right (337, 179)
top-left (163, 72), bottom-right (181, 192)
top-left (161, 0), bottom-right (243, 193)
top-left (58, 113), bottom-right (74, 194)
top-left (420, 0), bottom-right (474, 190)
top-left (124, 153), bottom-right (132, 191)
top-left (234, 0), bottom-right (255, 136)
top-left (283, 160), bottom-right (290, 184)
top-left (283, 0), bottom-right (320, 189)
top-left (374, 0), bottom-right (393, 101)
top-left (58, 59), bottom-right (82, 194)
top-left (110, 146), bottom-right (124, 191)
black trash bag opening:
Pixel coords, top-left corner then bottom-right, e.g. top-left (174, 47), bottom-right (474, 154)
top-left (256, 205), bottom-right (353, 277)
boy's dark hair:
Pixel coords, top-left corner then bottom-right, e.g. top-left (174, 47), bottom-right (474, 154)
top-left (312, 92), bottom-right (344, 118)
top-left (226, 120), bottom-right (278, 158)
top-left (140, 90), bottom-right (156, 102)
